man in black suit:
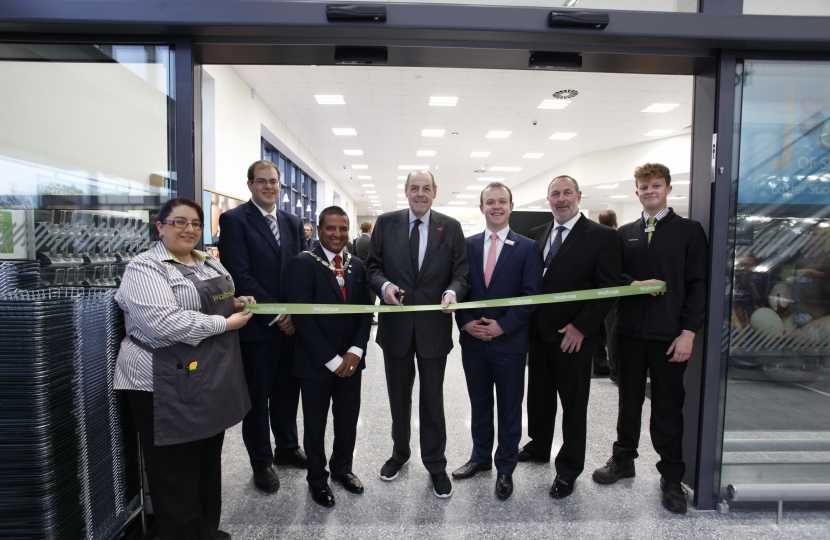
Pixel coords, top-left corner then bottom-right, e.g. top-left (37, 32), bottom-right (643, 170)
top-left (366, 170), bottom-right (470, 499)
top-left (353, 222), bottom-right (377, 316)
top-left (218, 160), bottom-right (308, 494)
top-left (286, 206), bottom-right (372, 508)
top-left (519, 175), bottom-right (621, 499)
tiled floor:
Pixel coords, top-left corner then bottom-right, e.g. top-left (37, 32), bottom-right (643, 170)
top-left (217, 327), bottom-right (830, 539)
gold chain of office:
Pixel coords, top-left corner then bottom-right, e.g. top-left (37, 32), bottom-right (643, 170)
top-left (305, 250), bottom-right (351, 289)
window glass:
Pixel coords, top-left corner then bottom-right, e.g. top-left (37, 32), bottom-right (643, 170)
top-left (744, 0), bottom-right (830, 16)
top-left (293, 0), bottom-right (696, 12)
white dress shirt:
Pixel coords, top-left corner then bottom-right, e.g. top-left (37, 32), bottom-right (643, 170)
top-left (542, 212), bottom-right (582, 276)
top-left (319, 245), bottom-right (365, 372)
top-left (483, 226), bottom-right (510, 269)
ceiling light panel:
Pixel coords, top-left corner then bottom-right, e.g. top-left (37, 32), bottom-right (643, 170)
top-left (549, 132), bottom-right (577, 140)
top-left (610, 195), bottom-right (629, 199)
top-left (315, 95), bottom-right (345, 105)
top-left (477, 177), bottom-right (505, 182)
top-left (343, 149), bottom-right (363, 156)
top-left (351, 164), bottom-right (368, 169)
top-left (417, 150), bottom-right (436, 156)
top-left (537, 99), bottom-right (571, 110)
top-left (361, 183), bottom-right (375, 187)
top-left (457, 194), bottom-right (478, 198)
top-left (523, 153), bottom-right (544, 159)
top-left (369, 196), bottom-right (379, 199)
top-left (645, 130), bottom-right (675, 136)
top-left (398, 165), bottom-right (430, 170)
top-left (486, 131), bottom-right (512, 139)
top-left (366, 190), bottom-right (377, 193)
top-left (466, 185), bottom-right (482, 190)
top-left (422, 129), bottom-right (445, 137)
top-left (448, 201), bottom-right (468, 205)
top-left (429, 96), bottom-right (458, 107)
top-left (490, 166), bottom-right (521, 172)
top-left (672, 180), bottom-right (691, 185)
top-left (470, 151), bottom-right (491, 157)
top-left (358, 176), bottom-right (372, 180)
top-left (397, 176), bottom-right (407, 180)
top-left (642, 103), bottom-right (680, 113)
top-left (596, 183), bottom-right (619, 190)
top-left (333, 128), bottom-right (356, 136)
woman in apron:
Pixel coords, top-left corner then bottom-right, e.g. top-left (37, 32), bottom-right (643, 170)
top-left (114, 197), bottom-right (254, 540)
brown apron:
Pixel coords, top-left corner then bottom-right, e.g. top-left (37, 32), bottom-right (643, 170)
top-left (131, 261), bottom-right (251, 446)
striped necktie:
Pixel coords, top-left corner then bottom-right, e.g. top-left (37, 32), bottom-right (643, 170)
top-left (266, 214), bottom-right (280, 247)
top-left (544, 226), bottom-right (566, 268)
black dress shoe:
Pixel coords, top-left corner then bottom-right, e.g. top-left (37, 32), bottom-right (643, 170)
top-left (214, 531), bottom-right (231, 540)
top-left (592, 456), bottom-right (635, 485)
top-left (331, 472), bottom-right (364, 494)
top-left (273, 448), bottom-right (308, 468)
top-left (495, 473), bottom-right (513, 500)
top-left (451, 460), bottom-right (492, 479)
top-left (517, 445), bottom-right (550, 463)
top-left (310, 484), bottom-right (336, 508)
top-left (549, 475), bottom-right (576, 499)
top-left (431, 471), bottom-right (453, 499)
top-left (253, 466), bottom-right (280, 493)
top-left (660, 477), bottom-right (688, 514)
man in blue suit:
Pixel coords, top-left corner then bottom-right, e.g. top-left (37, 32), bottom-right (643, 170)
top-left (218, 160), bottom-right (309, 494)
top-left (453, 182), bottom-right (542, 500)
top-left (286, 206), bottom-right (372, 508)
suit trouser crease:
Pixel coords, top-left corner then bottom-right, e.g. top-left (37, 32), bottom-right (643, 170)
top-left (526, 334), bottom-right (595, 479)
top-left (240, 339), bottom-right (301, 470)
top-left (384, 349), bottom-right (448, 474)
top-left (461, 349), bottom-right (525, 474)
top-left (300, 371), bottom-right (362, 487)
top-left (126, 390), bottom-right (223, 540)
top-left (612, 334), bottom-right (687, 482)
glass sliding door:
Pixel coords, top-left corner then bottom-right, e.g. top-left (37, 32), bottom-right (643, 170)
top-left (0, 43), bottom-right (176, 287)
top-left (719, 59), bottom-right (830, 494)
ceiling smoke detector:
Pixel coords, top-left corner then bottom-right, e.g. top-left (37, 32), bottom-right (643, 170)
top-left (552, 89), bottom-right (578, 99)
top-left (474, 168), bottom-right (486, 173)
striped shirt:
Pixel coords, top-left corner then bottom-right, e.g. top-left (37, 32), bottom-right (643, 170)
top-left (113, 242), bottom-right (230, 392)
top-left (642, 207), bottom-right (671, 224)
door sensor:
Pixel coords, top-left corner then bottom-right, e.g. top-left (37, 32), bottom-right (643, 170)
top-left (548, 10), bottom-right (609, 30)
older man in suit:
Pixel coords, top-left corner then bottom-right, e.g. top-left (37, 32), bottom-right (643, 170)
top-left (366, 170), bottom-right (470, 499)
top-left (286, 206), bottom-right (372, 508)
top-left (519, 175), bottom-right (621, 499)
top-left (452, 182), bottom-right (542, 500)
top-left (218, 160), bottom-right (308, 494)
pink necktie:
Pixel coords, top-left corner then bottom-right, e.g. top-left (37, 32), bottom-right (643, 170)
top-left (484, 233), bottom-right (498, 287)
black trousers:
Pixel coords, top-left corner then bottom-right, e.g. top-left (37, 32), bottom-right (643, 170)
top-left (612, 334), bottom-right (688, 482)
top-left (605, 302), bottom-right (619, 379)
top-left (299, 371), bottom-right (362, 487)
top-left (461, 349), bottom-right (525, 474)
top-left (384, 349), bottom-right (448, 474)
top-left (526, 333), bottom-right (595, 479)
top-left (240, 339), bottom-right (301, 470)
top-left (126, 390), bottom-right (224, 540)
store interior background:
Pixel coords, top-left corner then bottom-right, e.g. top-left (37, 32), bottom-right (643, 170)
top-left (201, 64), bottom-right (692, 237)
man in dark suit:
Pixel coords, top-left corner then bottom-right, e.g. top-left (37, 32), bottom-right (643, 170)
top-left (452, 182), bottom-right (542, 501)
top-left (519, 175), bottom-right (622, 499)
top-left (366, 170), bottom-right (470, 499)
top-left (286, 206), bottom-right (372, 508)
top-left (353, 222), bottom-right (377, 317)
top-left (218, 160), bottom-right (308, 494)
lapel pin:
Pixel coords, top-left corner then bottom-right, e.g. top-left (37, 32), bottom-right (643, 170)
top-left (437, 227), bottom-right (443, 232)
top-left (505, 239), bottom-right (515, 246)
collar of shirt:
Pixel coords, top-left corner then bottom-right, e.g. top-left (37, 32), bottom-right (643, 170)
top-left (320, 244), bottom-right (345, 265)
top-left (409, 208), bottom-right (430, 227)
top-left (251, 199), bottom-right (279, 223)
top-left (643, 207), bottom-right (671, 223)
top-left (552, 212), bottom-right (582, 234)
top-left (162, 245), bottom-right (207, 264)
top-left (485, 226), bottom-right (510, 243)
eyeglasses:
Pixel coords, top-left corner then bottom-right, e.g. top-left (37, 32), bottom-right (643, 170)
top-left (160, 219), bottom-right (204, 230)
top-left (251, 179), bottom-right (281, 187)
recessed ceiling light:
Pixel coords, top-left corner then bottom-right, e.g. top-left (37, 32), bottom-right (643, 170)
top-left (333, 128), bottom-right (356, 136)
top-left (362, 183), bottom-right (375, 187)
top-left (477, 177), bottom-right (505, 182)
top-left (315, 95), bottom-right (345, 105)
top-left (397, 176), bottom-right (407, 180)
top-left (344, 149), bottom-right (363, 156)
top-left (373, 203), bottom-right (381, 206)
top-left (549, 132), bottom-right (577, 140)
top-left (457, 194), bottom-right (478, 198)
top-left (668, 196), bottom-right (687, 199)
top-left (486, 131), bottom-right (512, 139)
top-left (645, 130), bottom-right (675, 136)
top-left (397, 205), bottom-right (408, 208)
top-left (642, 103), bottom-right (680, 113)
top-left (366, 190), bottom-right (377, 193)
top-left (523, 153), bottom-right (544, 159)
top-left (466, 185), bottom-right (482, 190)
top-left (537, 99), bottom-right (571, 110)
top-left (397, 184), bottom-right (405, 188)
top-left (470, 151), bottom-right (491, 157)
top-left (448, 201), bottom-right (467, 205)
top-left (397, 194), bottom-right (405, 198)
top-left (429, 96), bottom-right (458, 107)
top-left (417, 150), bottom-right (436, 157)
top-left (490, 166), bottom-right (521, 172)
top-left (596, 183), bottom-right (619, 190)
top-left (422, 129), bottom-right (445, 137)
top-left (358, 177), bottom-right (372, 180)
top-left (610, 195), bottom-right (629, 199)
top-left (351, 164), bottom-right (368, 169)
top-left (398, 165), bottom-right (430, 170)
top-left (673, 180), bottom-right (690, 185)
top-left (369, 196), bottom-right (379, 199)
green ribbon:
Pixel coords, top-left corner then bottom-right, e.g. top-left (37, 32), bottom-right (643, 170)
top-left (242, 282), bottom-right (665, 315)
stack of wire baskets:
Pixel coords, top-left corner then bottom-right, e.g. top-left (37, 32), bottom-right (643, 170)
top-left (0, 280), bottom-right (141, 539)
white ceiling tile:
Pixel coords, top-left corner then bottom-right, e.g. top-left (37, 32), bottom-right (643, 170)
top-left (234, 66), bottom-right (274, 83)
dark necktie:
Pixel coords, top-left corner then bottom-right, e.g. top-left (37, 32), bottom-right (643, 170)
top-left (410, 218), bottom-right (422, 278)
top-left (334, 255), bottom-right (347, 301)
top-left (544, 225), bottom-right (566, 268)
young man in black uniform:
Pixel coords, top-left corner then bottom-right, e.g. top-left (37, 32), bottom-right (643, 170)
top-left (592, 163), bottom-right (708, 514)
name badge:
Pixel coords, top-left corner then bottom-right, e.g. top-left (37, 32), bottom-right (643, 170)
top-left (504, 239), bottom-right (515, 246)
top-left (644, 227), bottom-right (656, 233)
